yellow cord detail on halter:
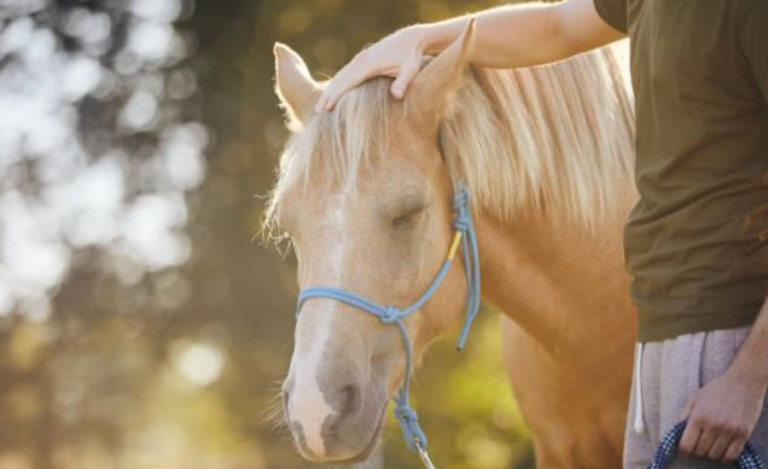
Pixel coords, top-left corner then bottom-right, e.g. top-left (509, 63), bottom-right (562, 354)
top-left (447, 231), bottom-right (462, 261)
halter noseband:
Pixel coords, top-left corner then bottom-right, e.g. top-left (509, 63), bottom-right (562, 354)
top-left (295, 180), bottom-right (481, 458)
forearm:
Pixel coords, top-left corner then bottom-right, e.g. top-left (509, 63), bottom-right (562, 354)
top-left (729, 295), bottom-right (768, 390)
top-left (416, 4), bottom-right (567, 68)
top-left (315, 0), bottom-right (624, 110)
top-left (413, 0), bottom-right (623, 69)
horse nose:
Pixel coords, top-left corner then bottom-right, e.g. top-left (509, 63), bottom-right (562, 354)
top-left (282, 365), bottom-right (367, 460)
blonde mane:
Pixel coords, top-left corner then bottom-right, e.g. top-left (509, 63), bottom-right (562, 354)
top-left (266, 44), bottom-right (635, 233)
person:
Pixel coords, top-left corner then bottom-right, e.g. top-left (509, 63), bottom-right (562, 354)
top-left (314, 1), bottom-right (768, 467)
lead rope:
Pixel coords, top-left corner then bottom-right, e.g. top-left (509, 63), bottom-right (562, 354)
top-left (649, 421), bottom-right (764, 469)
top-left (296, 181), bottom-right (481, 468)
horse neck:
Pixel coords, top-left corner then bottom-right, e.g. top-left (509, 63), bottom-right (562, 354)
top-left (474, 205), bottom-right (637, 356)
top-left (449, 50), bottom-right (636, 356)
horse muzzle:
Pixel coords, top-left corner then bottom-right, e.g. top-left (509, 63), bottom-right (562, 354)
top-left (282, 359), bottom-right (388, 462)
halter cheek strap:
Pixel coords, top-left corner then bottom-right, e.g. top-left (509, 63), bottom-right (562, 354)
top-left (296, 181), bottom-right (481, 454)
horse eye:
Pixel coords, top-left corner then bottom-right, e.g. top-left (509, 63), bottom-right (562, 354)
top-left (392, 205), bottom-right (426, 228)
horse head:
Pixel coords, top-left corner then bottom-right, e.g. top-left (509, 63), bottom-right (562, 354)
top-left (267, 20), bottom-right (477, 463)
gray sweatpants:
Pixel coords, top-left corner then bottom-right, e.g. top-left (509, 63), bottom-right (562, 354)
top-left (624, 326), bottom-right (768, 469)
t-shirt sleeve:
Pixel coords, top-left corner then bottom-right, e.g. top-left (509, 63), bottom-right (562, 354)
top-left (741, 0), bottom-right (768, 104)
top-left (593, 0), bottom-right (628, 34)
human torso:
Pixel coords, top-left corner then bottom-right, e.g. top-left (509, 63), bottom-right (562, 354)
top-left (623, 0), bottom-right (768, 341)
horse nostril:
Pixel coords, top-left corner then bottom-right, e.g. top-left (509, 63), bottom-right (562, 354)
top-left (339, 384), bottom-right (361, 417)
top-left (327, 383), bottom-right (362, 435)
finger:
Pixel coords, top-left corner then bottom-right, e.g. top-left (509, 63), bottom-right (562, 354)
top-left (322, 79), bottom-right (352, 111)
top-left (390, 55), bottom-right (421, 99)
top-left (693, 428), bottom-right (718, 458)
top-left (679, 422), bottom-right (702, 456)
top-left (316, 75), bottom-right (341, 113)
top-left (315, 91), bottom-right (328, 114)
top-left (323, 66), bottom-right (369, 111)
top-left (707, 433), bottom-right (734, 461)
top-left (315, 64), bottom-right (350, 113)
top-left (722, 439), bottom-right (746, 465)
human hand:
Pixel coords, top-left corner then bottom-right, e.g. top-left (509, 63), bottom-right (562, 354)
top-left (679, 369), bottom-right (766, 464)
top-left (315, 26), bottom-right (427, 113)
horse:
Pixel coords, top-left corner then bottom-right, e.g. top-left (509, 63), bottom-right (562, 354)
top-left (265, 20), bottom-right (638, 469)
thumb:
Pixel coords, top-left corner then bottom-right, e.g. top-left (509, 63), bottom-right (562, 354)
top-left (390, 55), bottom-right (421, 99)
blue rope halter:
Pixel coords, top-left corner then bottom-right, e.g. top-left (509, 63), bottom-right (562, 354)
top-left (649, 421), bottom-right (764, 469)
top-left (296, 180), bottom-right (481, 453)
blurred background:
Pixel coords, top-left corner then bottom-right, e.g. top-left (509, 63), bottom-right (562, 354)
top-left (0, 0), bottom-right (533, 468)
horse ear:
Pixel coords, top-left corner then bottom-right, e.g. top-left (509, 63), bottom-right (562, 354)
top-left (274, 43), bottom-right (321, 130)
top-left (408, 18), bottom-right (477, 128)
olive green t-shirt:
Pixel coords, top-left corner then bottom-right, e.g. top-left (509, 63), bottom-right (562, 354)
top-left (594, 0), bottom-right (768, 342)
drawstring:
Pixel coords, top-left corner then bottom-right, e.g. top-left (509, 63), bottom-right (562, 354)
top-left (634, 342), bottom-right (645, 434)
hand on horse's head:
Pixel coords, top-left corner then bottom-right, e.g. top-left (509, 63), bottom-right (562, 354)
top-left (312, 18), bottom-right (476, 116)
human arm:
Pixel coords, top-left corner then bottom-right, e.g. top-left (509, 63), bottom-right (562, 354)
top-left (679, 295), bottom-right (768, 463)
top-left (316, 0), bottom-right (626, 112)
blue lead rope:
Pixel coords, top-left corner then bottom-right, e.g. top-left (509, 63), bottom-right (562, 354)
top-left (649, 421), bottom-right (764, 469)
top-left (296, 181), bottom-right (481, 452)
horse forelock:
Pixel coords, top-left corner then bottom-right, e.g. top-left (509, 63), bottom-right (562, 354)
top-left (263, 76), bottom-right (402, 241)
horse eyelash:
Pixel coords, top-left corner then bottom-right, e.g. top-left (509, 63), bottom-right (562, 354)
top-left (392, 205), bottom-right (427, 228)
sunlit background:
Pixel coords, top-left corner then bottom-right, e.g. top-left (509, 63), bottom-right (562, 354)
top-left (0, 0), bottom-right (533, 468)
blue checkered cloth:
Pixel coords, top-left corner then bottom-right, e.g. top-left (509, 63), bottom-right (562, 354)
top-left (648, 421), bottom-right (764, 469)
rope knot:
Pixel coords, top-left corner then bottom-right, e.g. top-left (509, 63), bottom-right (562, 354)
top-left (381, 305), bottom-right (401, 324)
top-left (452, 186), bottom-right (470, 211)
top-left (394, 403), bottom-right (428, 451)
top-left (452, 217), bottom-right (470, 232)
top-left (394, 405), bottom-right (419, 424)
